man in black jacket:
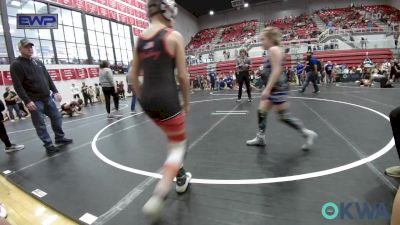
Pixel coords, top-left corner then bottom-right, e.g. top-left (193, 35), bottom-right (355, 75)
top-left (10, 39), bottom-right (72, 154)
top-left (0, 100), bottom-right (24, 153)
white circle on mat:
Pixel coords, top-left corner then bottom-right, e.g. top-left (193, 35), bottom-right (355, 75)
top-left (91, 97), bottom-right (394, 185)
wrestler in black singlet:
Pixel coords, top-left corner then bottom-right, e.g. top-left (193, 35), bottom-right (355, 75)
top-left (137, 28), bottom-right (181, 120)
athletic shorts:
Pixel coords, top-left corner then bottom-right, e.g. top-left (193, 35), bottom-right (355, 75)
top-left (268, 91), bottom-right (288, 105)
top-left (139, 91), bottom-right (181, 122)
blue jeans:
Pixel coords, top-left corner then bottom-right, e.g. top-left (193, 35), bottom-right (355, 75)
top-left (301, 72), bottom-right (319, 92)
top-left (30, 97), bottom-right (65, 146)
top-left (131, 95), bottom-right (136, 111)
top-left (7, 104), bottom-right (22, 120)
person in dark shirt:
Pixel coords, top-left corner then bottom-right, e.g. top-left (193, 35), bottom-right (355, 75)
top-left (10, 39), bottom-right (72, 154)
top-left (236, 49), bottom-right (252, 102)
top-left (209, 72), bottom-right (216, 91)
top-left (385, 106), bottom-right (400, 225)
top-left (299, 52), bottom-right (319, 93)
top-left (81, 82), bottom-right (93, 106)
top-left (390, 59), bottom-right (400, 82)
top-left (319, 59), bottom-right (325, 84)
top-left (3, 87), bottom-right (23, 122)
top-left (0, 100), bottom-right (24, 153)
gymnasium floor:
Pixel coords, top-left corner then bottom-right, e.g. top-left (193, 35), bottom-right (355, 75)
top-left (0, 84), bottom-right (399, 225)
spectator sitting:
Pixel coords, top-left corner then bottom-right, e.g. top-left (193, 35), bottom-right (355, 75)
top-left (225, 75), bottom-right (233, 89)
top-left (218, 77), bottom-right (226, 90)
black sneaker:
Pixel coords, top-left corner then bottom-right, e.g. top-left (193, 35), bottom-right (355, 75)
top-left (55, 138), bottom-right (73, 145)
top-left (248, 98), bottom-right (253, 102)
top-left (45, 145), bottom-right (60, 154)
top-left (312, 90), bottom-right (320, 94)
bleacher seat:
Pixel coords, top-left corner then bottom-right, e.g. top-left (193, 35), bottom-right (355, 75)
top-left (304, 49), bottom-right (393, 68)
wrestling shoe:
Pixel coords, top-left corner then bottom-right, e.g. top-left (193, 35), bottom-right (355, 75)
top-left (176, 172), bottom-right (192, 194)
top-left (246, 133), bottom-right (266, 146)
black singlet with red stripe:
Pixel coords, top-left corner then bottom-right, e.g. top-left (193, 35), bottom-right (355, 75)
top-left (137, 28), bottom-right (181, 120)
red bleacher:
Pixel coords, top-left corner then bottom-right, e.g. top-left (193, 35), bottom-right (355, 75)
top-left (187, 49), bottom-right (393, 76)
top-left (219, 20), bottom-right (257, 44)
top-left (186, 28), bottom-right (218, 50)
top-left (188, 63), bottom-right (207, 79)
top-left (304, 49), bottom-right (393, 68)
top-left (186, 5), bottom-right (400, 51)
top-left (364, 5), bottom-right (400, 23)
top-left (265, 15), bottom-right (319, 41)
top-left (318, 7), bottom-right (378, 29)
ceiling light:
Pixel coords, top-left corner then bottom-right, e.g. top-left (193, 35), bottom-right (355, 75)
top-left (244, 3), bottom-right (249, 8)
top-left (209, 10), bottom-right (214, 15)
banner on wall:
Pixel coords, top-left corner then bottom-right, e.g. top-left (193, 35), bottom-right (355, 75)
top-left (48, 69), bottom-right (62, 81)
top-left (88, 68), bottom-right (100, 78)
top-left (61, 69), bottom-right (77, 80)
top-left (76, 68), bottom-right (89, 79)
top-left (2, 71), bottom-right (13, 86)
